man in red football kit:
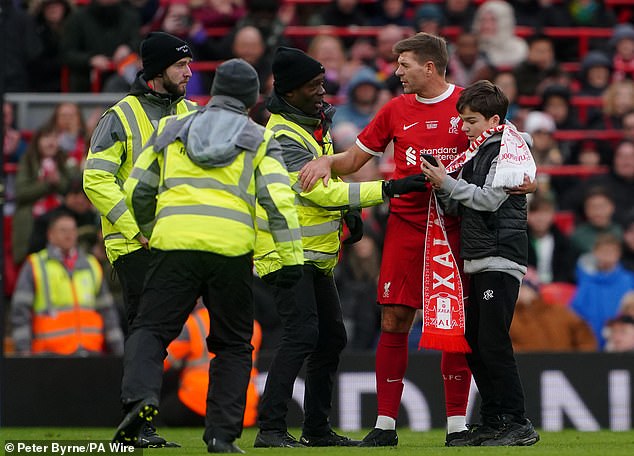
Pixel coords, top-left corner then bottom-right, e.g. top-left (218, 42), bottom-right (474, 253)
top-left (299, 32), bottom-right (533, 447)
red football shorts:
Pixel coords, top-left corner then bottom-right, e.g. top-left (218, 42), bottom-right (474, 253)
top-left (377, 213), bottom-right (462, 308)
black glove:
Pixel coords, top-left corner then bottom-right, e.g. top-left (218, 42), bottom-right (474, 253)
top-left (382, 174), bottom-right (429, 198)
top-left (343, 209), bottom-right (363, 245)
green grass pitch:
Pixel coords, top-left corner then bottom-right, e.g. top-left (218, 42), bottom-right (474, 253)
top-left (3, 428), bottom-right (634, 455)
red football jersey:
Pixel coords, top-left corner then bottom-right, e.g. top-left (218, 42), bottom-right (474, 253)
top-left (357, 85), bottom-right (469, 229)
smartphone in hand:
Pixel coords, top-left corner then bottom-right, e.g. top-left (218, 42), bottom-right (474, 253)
top-left (420, 153), bottom-right (438, 166)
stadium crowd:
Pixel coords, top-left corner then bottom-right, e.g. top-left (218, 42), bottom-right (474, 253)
top-left (3, 0), bottom-right (634, 357)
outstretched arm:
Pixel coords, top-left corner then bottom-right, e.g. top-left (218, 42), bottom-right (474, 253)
top-left (298, 144), bottom-right (372, 191)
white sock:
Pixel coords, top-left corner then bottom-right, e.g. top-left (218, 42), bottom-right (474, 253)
top-left (447, 415), bottom-right (467, 434)
top-left (375, 415), bottom-right (396, 430)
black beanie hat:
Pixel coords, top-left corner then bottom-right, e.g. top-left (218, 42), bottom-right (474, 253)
top-left (141, 32), bottom-right (193, 80)
top-left (272, 47), bottom-right (325, 95)
top-left (211, 59), bottom-right (260, 108)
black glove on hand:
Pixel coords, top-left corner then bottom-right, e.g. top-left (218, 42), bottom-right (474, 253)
top-left (343, 209), bottom-right (364, 245)
top-left (274, 265), bottom-right (304, 289)
top-left (382, 173), bottom-right (429, 198)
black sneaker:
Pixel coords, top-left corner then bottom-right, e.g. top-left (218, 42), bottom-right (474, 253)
top-left (445, 428), bottom-right (469, 447)
top-left (446, 422), bottom-right (500, 447)
top-left (253, 430), bottom-right (305, 448)
top-left (207, 438), bottom-right (245, 454)
top-left (137, 422), bottom-right (181, 448)
top-left (112, 400), bottom-right (158, 446)
top-left (300, 429), bottom-right (361, 447)
top-left (481, 418), bottom-right (540, 446)
top-left (358, 428), bottom-right (398, 447)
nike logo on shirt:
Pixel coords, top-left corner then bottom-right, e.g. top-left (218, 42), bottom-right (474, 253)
top-left (403, 122), bottom-right (419, 131)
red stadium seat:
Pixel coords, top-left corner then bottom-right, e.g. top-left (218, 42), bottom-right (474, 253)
top-left (540, 282), bottom-right (577, 306)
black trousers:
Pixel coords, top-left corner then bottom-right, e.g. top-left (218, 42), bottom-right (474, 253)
top-left (257, 264), bottom-right (347, 435)
top-left (113, 247), bottom-right (154, 332)
top-left (465, 271), bottom-right (526, 423)
top-left (120, 250), bottom-right (254, 443)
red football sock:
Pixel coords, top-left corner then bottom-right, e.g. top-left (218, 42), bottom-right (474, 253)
top-left (376, 331), bottom-right (409, 419)
top-left (441, 351), bottom-right (471, 417)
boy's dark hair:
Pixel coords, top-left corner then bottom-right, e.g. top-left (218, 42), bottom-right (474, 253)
top-left (456, 80), bottom-right (509, 121)
top-left (583, 185), bottom-right (613, 204)
top-left (528, 193), bottom-right (556, 212)
top-left (393, 32), bottom-right (448, 76)
top-left (593, 232), bottom-right (622, 250)
top-left (47, 209), bottom-right (76, 232)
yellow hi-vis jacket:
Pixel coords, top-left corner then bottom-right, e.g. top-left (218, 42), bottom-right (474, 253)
top-left (124, 99), bottom-right (303, 265)
top-left (83, 92), bottom-right (196, 263)
top-left (254, 112), bottom-right (384, 276)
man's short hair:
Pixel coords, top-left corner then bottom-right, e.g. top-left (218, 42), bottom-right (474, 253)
top-left (393, 32), bottom-right (448, 76)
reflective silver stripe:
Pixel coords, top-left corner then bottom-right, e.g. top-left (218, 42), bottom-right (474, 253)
top-left (33, 328), bottom-right (76, 339)
top-left (272, 125), bottom-right (320, 158)
top-left (131, 167), bottom-right (160, 188)
top-left (304, 250), bottom-right (338, 261)
top-left (34, 253), bottom-right (53, 314)
top-left (157, 205), bottom-right (254, 228)
top-left (256, 217), bottom-right (269, 232)
top-left (106, 199), bottom-right (129, 224)
top-left (239, 153), bottom-right (255, 207)
top-left (104, 233), bottom-right (125, 241)
top-left (118, 100), bottom-right (145, 162)
top-left (163, 177), bottom-right (256, 208)
top-left (256, 173), bottom-right (289, 191)
top-left (270, 227), bottom-right (302, 243)
top-left (85, 158), bottom-right (120, 174)
top-left (348, 183), bottom-right (361, 208)
top-left (12, 290), bottom-right (34, 304)
top-left (301, 220), bottom-right (340, 237)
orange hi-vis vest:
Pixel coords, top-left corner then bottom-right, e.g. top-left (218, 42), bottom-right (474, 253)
top-left (165, 307), bottom-right (262, 426)
top-left (29, 249), bottom-right (105, 355)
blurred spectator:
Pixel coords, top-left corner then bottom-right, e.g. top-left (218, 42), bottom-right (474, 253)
top-left (28, 176), bottom-right (99, 257)
top-left (540, 84), bottom-right (581, 161)
top-left (308, 0), bottom-right (368, 28)
top-left (572, 233), bottom-right (634, 348)
top-left (28, 0), bottom-right (73, 92)
top-left (523, 111), bottom-right (563, 166)
top-left (589, 79), bottom-right (634, 130)
top-left (61, 0), bottom-right (141, 92)
top-left (368, 0), bottom-right (413, 27)
top-left (231, 25), bottom-right (271, 94)
top-left (561, 140), bottom-right (634, 227)
top-left (570, 187), bottom-right (623, 255)
top-left (1, 0), bottom-right (43, 93)
top-left (618, 291), bottom-right (634, 316)
top-left (447, 32), bottom-right (494, 89)
top-left (441, 0), bottom-right (476, 30)
top-left (10, 211), bottom-right (123, 356)
top-left (566, 0), bottom-right (616, 29)
top-left (334, 66), bottom-right (384, 130)
top-left (493, 71), bottom-right (521, 122)
top-left (471, 0), bottom-right (528, 69)
top-left (413, 3), bottom-right (445, 35)
top-left (622, 110), bottom-right (634, 142)
top-left (510, 269), bottom-right (597, 352)
top-left (47, 102), bottom-right (88, 169)
top-left (374, 24), bottom-right (408, 94)
top-left (603, 314), bottom-right (634, 352)
top-left (577, 50), bottom-right (612, 97)
top-left (336, 225), bottom-right (382, 351)
top-left (3, 102), bottom-right (28, 165)
top-left (514, 35), bottom-right (561, 97)
top-left (527, 194), bottom-right (577, 284)
top-left (191, 0), bottom-right (246, 28)
top-left (12, 124), bottom-right (71, 266)
top-left (307, 35), bottom-right (347, 95)
top-left (609, 23), bottom-right (634, 82)
top-left (162, 303), bottom-right (261, 427)
top-left (622, 218), bottom-right (634, 273)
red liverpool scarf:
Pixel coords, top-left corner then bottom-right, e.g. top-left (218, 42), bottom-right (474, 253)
top-left (419, 124), bottom-right (535, 353)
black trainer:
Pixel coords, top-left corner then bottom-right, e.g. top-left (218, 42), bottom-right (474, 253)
top-left (300, 429), bottom-right (361, 447)
top-left (112, 400), bottom-right (159, 446)
top-left (253, 430), bottom-right (305, 448)
top-left (445, 428), bottom-right (469, 447)
top-left (481, 418), bottom-right (540, 446)
top-left (446, 422), bottom-right (500, 447)
top-left (207, 438), bottom-right (245, 454)
top-left (137, 422), bottom-right (181, 448)
top-left (358, 428), bottom-right (398, 447)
